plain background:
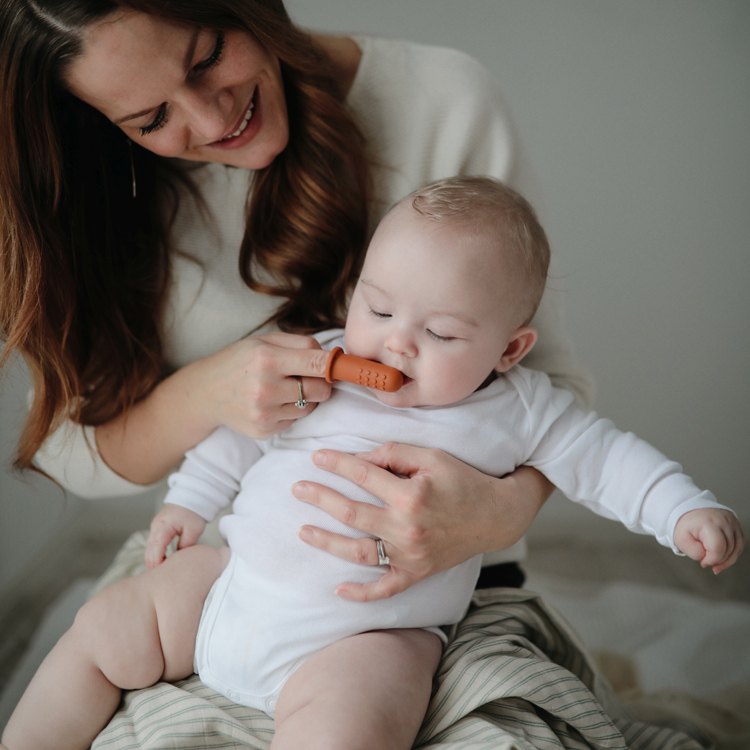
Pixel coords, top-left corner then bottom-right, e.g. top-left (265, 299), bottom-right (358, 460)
top-left (1, 1), bottom-right (748, 600)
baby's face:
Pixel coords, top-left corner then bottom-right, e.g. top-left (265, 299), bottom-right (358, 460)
top-left (345, 206), bottom-right (527, 408)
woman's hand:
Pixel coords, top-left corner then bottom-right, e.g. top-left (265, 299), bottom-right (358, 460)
top-left (193, 332), bottom-right (333, 440)
top-left (95, 332), bottom-right (332, 486)
top-left (293, 443), bottom-right (554, 601)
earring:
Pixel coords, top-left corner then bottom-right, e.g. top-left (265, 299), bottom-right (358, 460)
top-left (128, 140), bottom-right (137, 199)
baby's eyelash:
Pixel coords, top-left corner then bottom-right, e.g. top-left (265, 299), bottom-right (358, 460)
top-left (427, 330), bottom-right (455, 342)
top-left (139, 104), bottom-right (168, 137)
top-left (369, 309), bottom-right (391, 319)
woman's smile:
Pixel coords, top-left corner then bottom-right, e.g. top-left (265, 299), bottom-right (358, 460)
top-left (215, 93), bottom-right (255, 143)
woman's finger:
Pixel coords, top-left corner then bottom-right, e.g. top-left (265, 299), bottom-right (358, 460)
top-left (335, 569), bottom-right (418, 602)
top-left (285, 375), bottom-right (328, 409)
top-left (355, 441), bottom-right (442, 478)
top-left (297, 526), bottom-right (382, 567)
top-left (296, 528), bottom-right (417, 601)
top-left (307, 448), bottom-right (410, 507)
top-left (258, 333), bottom-right (331, 379)
top-left (292, 479), bottom-right (387, 539)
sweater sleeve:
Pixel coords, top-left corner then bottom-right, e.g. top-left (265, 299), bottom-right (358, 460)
top-left (164, 426), bottom-right (264, 522)
top-left (34, 420), bottom-right (163, 499)
top-left (517, 370), bottom-right (733, 553)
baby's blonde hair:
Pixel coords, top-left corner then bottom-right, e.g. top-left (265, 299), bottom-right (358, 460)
top-left (403, 176), bottom-right (550, 324)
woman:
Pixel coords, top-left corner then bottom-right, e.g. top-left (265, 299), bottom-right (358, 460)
top-left (5, 1), bottom-right (680, 747)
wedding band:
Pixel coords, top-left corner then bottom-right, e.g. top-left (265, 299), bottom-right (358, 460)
top-left (375, 538), bottom-right (390, 566)
top-left (294, 377), bottom-right (308, 410)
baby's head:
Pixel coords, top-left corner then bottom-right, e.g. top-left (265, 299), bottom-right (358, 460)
top-left (345, 176), bottom-right (550, 408)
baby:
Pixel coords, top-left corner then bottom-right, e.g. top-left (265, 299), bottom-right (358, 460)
top-left (3, 177), bottom-right (742, 750)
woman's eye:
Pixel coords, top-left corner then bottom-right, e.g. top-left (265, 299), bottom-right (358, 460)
top-left (137, 30), bottom-right (225, 137)
top-left (427, 329), bottom-right (455, 342)
top-left (139, 104), bottom-right (168, 137)
top-left (194, 31), bottom-right (225, 74)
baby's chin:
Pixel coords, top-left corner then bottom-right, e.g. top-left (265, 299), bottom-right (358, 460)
top-left (371, 377), bottom-right (422, 408)
top-left (371, 378), bottom-right (455, 409)
top-left (371, 376), bottom-right (489, 409)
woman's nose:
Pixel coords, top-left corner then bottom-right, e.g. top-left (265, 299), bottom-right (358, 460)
top-left (183, 87), bottom-right (232, 142)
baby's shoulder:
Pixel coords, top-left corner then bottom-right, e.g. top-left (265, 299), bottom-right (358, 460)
top-left (502, 365), bottom-right (575, 415)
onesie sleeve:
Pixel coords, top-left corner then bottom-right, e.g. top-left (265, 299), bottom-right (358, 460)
top-left (165, 426), bottom-right (264, 522)
top-left (519, 370), bottom-right (734, 553)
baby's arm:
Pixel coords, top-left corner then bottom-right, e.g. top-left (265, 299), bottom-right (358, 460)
top-left (673, 508), bottom-right (744, 574)
top-left (521, 370), bottom-right (742, 564)
top-left (146, 426), bottom-right (264, 567)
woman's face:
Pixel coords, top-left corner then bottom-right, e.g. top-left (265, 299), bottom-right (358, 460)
top-left (66, 11), bottom-right (289, 169)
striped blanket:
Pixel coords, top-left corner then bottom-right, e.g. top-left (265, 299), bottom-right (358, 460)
top-left (90, 533), bottom-right (704, 750)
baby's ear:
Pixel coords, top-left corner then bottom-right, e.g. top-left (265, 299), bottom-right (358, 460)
top-left (494, 326), bottom-right (538, 373)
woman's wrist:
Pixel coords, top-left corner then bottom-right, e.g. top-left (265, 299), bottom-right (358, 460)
top-left (483, 466), bottom-right (554, 553)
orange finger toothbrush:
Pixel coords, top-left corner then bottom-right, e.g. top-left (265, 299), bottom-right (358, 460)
top-left (324, 347), bottom-right (404, 392)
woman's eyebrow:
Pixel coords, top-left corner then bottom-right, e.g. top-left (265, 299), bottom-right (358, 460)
top-left (112, 27), bottom-right (202, 126)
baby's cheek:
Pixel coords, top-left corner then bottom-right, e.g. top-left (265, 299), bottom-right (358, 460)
top-left (425, 366), bottom-right (476, 406)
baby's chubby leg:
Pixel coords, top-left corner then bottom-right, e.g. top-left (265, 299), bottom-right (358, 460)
top-left (272, 628), bottom-right (442, 750)
top-left (2, 545), bottom-right (229, 750)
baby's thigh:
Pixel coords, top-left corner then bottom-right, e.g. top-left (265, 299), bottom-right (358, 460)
top-left (149, 545), bottom-right (231, 681)
top-left (273, 628), bottom-right (442, 750)
top-left (78, 545), bottom-right (229, 687)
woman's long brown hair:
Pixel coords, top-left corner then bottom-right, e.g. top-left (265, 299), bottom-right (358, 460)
top-left (0, 0), bottom-right (369, 472)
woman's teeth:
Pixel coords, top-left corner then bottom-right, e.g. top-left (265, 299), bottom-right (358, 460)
top-left (221, 102), bottom-right (254, 142)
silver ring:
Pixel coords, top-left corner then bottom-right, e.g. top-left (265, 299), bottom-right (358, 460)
top-left (294, 377), bottom-right (308, 410)
top-left (375, 538), bottom-right (390, 566)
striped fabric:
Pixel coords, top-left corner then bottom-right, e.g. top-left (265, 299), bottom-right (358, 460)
top-left (90, 534), bottom-right (704, 750)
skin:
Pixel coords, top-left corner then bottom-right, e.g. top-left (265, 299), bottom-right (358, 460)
top-left (57, 9), bottom-right (557, 601)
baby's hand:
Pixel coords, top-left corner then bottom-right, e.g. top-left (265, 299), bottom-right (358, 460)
top-left (673, 508), bottom-right (744, 574)
top-left (146, 504), bottom-right (207, 570)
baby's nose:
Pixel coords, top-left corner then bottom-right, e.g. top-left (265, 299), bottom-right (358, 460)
top-left (385, 329), bottom-right (417, 358)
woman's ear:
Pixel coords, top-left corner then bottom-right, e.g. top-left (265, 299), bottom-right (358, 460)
top-left (494, 326), bottom-right (538, 373)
